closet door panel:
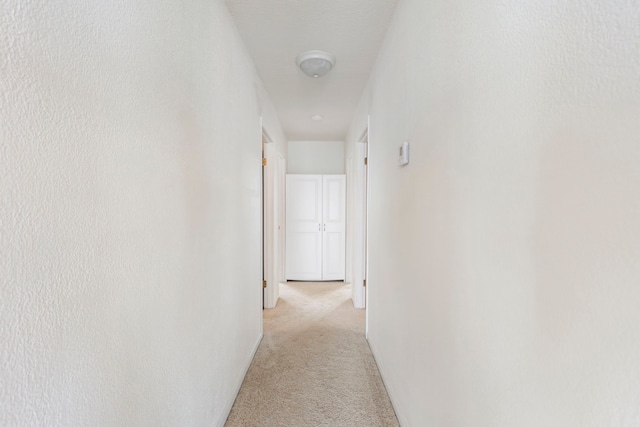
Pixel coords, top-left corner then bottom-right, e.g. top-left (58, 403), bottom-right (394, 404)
top-left (322, 175), bottom-right (346, 280)
top-left (286, 175), bottom-right (323, 280)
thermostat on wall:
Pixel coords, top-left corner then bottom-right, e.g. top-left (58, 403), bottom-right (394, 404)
top-left (399, 141), bottom-right (410, 166)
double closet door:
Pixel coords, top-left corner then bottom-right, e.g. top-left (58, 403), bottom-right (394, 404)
top-left (286, 174), bottom-right (346, 281)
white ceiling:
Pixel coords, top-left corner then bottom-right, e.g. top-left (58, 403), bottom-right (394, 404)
top-left (225, 0), bottom-right (400, 141)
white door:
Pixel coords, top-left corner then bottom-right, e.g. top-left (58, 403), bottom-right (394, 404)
top-left (286, 175), bottom-right (323, 280)
top-left (278, 154), bottom-right (287, 283)
top-left (262, 141), bottom-right (279, 308)
top-left (322, 175), bottom-right (346, 280)
top-left (286, 174), bottom-right (346, 281)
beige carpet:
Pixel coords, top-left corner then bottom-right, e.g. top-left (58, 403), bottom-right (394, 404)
top-left (225, 281), bottom-right (399, 427)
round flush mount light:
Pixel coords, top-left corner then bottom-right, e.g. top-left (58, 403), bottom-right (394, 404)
top-left (296, 50), bottom-right (336, 78)
top-left (311, 115), bottom-right (323, 121)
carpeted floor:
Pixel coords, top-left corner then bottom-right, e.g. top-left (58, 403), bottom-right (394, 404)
top-left (225, 281), bottom-right (399, 427)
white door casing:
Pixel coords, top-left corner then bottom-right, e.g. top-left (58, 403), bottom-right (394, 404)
top-left (278, 154), bottom-right (286, 283)
top-left (345, 154), bottom-right (353, 286)
top-left (347, 128), bottom-right (368, 309)
top-left (263, 141), bottom-right (279, 308)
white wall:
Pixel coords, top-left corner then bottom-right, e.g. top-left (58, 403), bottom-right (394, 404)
top-left (288, 141), bottom-right (345, 174)
top-left (0, 1), bottom-right (285, 425)
top-left (347, 0), bottom-right (640, 425)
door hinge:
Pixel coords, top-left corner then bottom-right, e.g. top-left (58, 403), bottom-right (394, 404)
top-left (364, 157), bottom-right (368, 166)
top-left (262, 158), bottom-right (267, 166)
top-left (363, 279), bottom-right (367, 288)
top-left (263, 280), bottom-right (267, 289)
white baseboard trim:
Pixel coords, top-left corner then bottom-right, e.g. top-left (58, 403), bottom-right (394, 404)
top-left (217, 332), bottom-right (263, 427)
top-left (367, 337), bottom-right (409, 427)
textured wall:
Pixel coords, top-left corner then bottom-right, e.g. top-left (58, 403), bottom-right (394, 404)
top-left (347, 0), bottom-right (640, 425)
top-left (0, 0), bottom-right (280, 425)
top-left (287, 141), bottom-right (345, 174)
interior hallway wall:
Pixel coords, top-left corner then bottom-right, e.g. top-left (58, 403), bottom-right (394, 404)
top-left (0, 0), bottom-right (284, 425)
top-left (346, 0), bottom-right (640, 425)
top-left (288, 141), bottom-right (345, 174)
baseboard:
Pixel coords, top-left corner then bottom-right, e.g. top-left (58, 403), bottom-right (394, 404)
top-left (217, 332), bottom-right (263, 426)
top-left (367, 337), bottom-right (409, 427)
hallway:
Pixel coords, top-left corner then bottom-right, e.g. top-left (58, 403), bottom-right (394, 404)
top-left (2, 0), bottom-right (639, 425)
top-left (225, 282), bottom-right (398, 427)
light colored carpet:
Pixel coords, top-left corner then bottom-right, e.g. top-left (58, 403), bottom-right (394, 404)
top-left (225, 281), bottom-right (399, 427)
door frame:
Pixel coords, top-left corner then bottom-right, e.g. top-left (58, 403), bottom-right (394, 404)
top-left (350, 124), bottom-right (369, 310)
top-left (262, 129), bottom-right (280, 308)
top-left (278, 153), bottom-right (287, 283)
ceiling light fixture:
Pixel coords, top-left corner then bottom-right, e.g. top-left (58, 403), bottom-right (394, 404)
top-left (296, 50), bottom-right (336, 78)
top-left (311, 115), bottom-right (323, 121)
